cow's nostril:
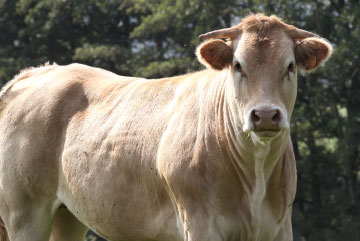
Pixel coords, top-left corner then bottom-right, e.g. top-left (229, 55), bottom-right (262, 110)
top-left (251, 110), bottom-right (260, 123)
top-left (272, 110), bottom-right (281, 124)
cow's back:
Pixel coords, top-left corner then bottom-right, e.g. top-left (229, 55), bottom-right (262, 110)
top-left (0, 63), bottom-right (210, 241)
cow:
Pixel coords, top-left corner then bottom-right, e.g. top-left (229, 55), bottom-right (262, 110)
top-left (0, 13), bottom-right (332, 241)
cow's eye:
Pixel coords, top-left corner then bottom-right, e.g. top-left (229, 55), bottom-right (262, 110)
top-left (234, 62), bottom-right (242, 73)
top-left (287, 62), bottom-right (295, 73)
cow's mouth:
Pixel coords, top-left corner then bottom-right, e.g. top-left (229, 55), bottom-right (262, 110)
top-left (250, 130), bottom-right (282, 143)
top-left (253, 130), bottom-right (281, 138)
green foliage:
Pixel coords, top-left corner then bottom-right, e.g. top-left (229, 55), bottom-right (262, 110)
top-left (0, 1), bottom-right (359, 241)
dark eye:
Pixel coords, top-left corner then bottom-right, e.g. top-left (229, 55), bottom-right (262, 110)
top-left (234, 62), bottom-right (242, 73)
top-left (287, 62), bottom-right (295, 73)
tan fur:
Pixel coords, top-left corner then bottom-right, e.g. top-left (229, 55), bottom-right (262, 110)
top-left (196, 40), bottom-right (233, 70)
top-left (238, 13), bottom-right (284, 37)
top-left (0, 14), bottom-right (332, 241)
top-left (198, 13), bottom-right (332, 72)
top-left (13, 62), bottom-right (57, 81)
top-left (0, 62), bottom-right (58, 105)
top-left (295, 37), bottom-right (333, 71)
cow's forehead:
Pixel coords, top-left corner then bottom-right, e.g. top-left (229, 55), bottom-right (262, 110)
top-left (233, 30), bottom-right (295, 72)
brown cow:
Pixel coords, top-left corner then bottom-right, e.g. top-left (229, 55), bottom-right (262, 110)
top-left (0, 14), bottom-right (331, 241)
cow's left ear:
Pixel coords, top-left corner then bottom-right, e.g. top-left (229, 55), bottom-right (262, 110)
top-left (196, 40), bottom-right (233, 70)
top-left (295, 37), bottom-right (332, 72)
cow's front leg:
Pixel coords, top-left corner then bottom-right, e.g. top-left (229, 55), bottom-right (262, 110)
top-left (159, 169), bottom-right (226, 241)
top-left (157, 131), bottom-right (227, 241)
top-left (159, 173), bottom-right (224, 241)
top-left (273, 211), bottom-right (293, 241)
top-left (172, 202), bottom-right (224, 241)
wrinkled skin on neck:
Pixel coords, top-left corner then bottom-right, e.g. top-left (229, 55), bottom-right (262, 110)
top-left (210, 29), bottom-right (299, 241)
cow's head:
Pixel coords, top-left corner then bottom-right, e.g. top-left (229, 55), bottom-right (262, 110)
top-left (197, 14), bottom-right (332, 143)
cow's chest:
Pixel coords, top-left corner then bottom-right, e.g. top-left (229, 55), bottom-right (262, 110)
top-left (209, 161), bottom-right (293, 241)
top-left (217, 198), bottom-right (290, 241)
top-left (248, 199), bottom-right (288, 241)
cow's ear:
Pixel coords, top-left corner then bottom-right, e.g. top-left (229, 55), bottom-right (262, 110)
top-left (196, 40), bottom-right (233, 70)
top-left (295, 37), bottom-right (332, 72)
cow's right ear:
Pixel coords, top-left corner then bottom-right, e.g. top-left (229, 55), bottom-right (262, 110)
top-left (196, 40), bottom-right (233, 70)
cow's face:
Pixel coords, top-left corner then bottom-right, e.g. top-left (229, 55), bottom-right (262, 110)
top-left (231, 30), bottom-right (298, 136)
top-left (197, 15), bottom-right (332, 142)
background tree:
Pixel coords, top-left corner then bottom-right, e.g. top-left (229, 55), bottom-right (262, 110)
top-left (0, 0), bottom-right (359, 240)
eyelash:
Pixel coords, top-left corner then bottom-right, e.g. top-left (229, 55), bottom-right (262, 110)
top-left (233, 62), bottom-right (247, 78)
top-left (284, 62), bottom-right (296, 81)
top-left (287, 62), bottom-right (295, 73)
top-left (234, 62), bottom-right (242, 72)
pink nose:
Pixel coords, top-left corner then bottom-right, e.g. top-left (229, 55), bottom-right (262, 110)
top-left (250, 106), bottom-right (281, 130)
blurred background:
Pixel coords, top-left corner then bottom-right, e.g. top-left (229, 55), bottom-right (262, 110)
top-left (0, 0), bottom-right (359, 241)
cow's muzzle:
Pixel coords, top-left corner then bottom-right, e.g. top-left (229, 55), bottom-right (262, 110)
top-left (243, 105), bottom-right (289, 135)
top-left (251, 106), bottom-right (281, 131)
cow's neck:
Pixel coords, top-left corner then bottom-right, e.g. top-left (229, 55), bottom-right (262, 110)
top-left (214, 69), bottom-right (289, 213)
